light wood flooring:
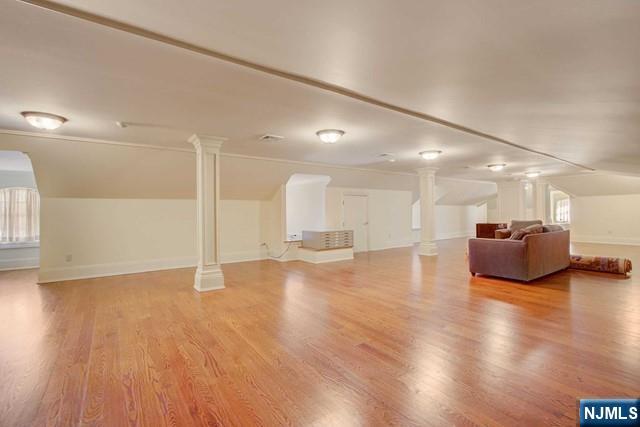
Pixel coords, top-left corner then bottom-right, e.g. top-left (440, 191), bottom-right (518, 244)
top-left (0, 239), bottom-right (638, 426)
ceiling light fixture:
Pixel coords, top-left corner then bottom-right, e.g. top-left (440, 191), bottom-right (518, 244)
top-left (380, 153), bottom-right (396, 162)
top-left (316, 129), bottom-right (345, 144)
top-left (488, 163), bottom-right (506, 172)
top-left (419, 150), bottom-right (442, 160)
top-left (21, 111), bottom-right (68, 130)
top-left (525, 171), bottom-right (541, 178)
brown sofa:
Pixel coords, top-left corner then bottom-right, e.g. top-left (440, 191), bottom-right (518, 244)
top-left (469, 229), bottom-right (570, 282)
top-left (495, 219), bottom-right (543, 239)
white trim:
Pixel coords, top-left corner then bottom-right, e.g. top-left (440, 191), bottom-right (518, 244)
top-left (297, 247), bottom-right (354, 264)
top-left (224, 153), bottom-right (416, 177)
top-left (1, 128), bottom-right (417, 177)
top-left (37, 250), bottom-right (273, 283)
top-left (0, 257), bottom-right (39, 271)
top-left (221, 249), bottom-right (268, 264)
top-left (571, 235), bottom-right (640, 247)
top-left (38, 256), bottom-right (198, 283)
top-left (435, 231), bottom-right (475, 241)
top-left (0, 128), bottom-right (193, 153)
top-left (0, 241), bottom-right (40, 249)
top-left (369, 242), bottom-right (414, 251)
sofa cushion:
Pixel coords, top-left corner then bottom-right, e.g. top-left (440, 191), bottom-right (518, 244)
top-left (510, 220), bottom-right (543, 231)
top-left (509, 223), bottom-right (544, 240)
top-left (543, 224), bottom-right (564, 233)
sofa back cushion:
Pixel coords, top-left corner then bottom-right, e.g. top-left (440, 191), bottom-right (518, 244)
top-left (510, 220), bottom-right (543, 231)
top-left (543, 224), bottom-right (564, 233)
top-left (509, 223), bottom-right (544, 240)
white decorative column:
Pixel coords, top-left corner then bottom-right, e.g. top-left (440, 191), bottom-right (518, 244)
top-left (189, 134), bottom-right (226, 292)
top-left (417, 167), bottom-right (438, 256)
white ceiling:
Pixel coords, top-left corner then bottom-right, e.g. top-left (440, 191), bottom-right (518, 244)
top-left (546, 173), bottom-right (640, 197)
top-left (30, 0), bottom-right (640, 176)
top-left (2, 1), bottom-right (637, 184)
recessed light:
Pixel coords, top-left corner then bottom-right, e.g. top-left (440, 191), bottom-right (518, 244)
top-left (21, 111), bottom-right (68, 130)
top-left (488, 163), bottom-right (506, 172)
top-left (525, 171), bottom-right (541, 178)
top-left (316, 129), bottom-right (345, 144)
top-left (419, 150), bottom-right (442, 160)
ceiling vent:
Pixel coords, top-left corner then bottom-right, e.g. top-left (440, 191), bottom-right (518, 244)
top-left (260, 134), bottom-right (284, 142)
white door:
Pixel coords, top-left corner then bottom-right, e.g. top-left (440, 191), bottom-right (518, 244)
top-left (343, 195), bottom-right (369, 252)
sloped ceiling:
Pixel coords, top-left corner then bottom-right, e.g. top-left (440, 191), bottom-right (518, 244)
top-left (0, 132), bottom-right (420, 199)
top-left (435, 178), bottom-right (497, 206)
top-left (0, 0), bottom-right (617, 182)
top-left (4, 0), bottom-right (639, 175)
top-left (545, 173), bottom-right (640, 197)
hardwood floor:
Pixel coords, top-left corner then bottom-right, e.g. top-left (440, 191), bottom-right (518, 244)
top-left (1, 238), bottom-right (638, 426)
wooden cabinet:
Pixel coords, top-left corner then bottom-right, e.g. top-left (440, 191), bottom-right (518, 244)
top-left (475, 223), bottom-right (508, 239)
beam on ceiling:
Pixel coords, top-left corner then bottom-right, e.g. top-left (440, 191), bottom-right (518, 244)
top-left (19, 0), bottom-right (595, 171)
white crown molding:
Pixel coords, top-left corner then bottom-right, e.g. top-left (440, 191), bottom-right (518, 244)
top-left (221, 152), bottom-right (417, 177)
top-left (0, 128), bottom-right (193, 152)
top-left (416, 167), bottom-right (438, 176)
top-left (0, 128), bottom-right (418, 177)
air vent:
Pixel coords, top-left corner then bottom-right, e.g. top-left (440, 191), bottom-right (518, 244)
top-left (260, 134), bottom-right (284, 142)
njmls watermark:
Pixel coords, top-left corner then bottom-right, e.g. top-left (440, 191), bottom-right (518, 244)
top-left (579, 399), bottom-right (639, 426)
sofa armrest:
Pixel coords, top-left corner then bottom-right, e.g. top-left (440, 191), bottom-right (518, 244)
top-left (468, 238), bottom-right (528, 280)
top-left (495, 229), bottom-right (512, 239)
top-left (522, 230), bottom-right (570, 280)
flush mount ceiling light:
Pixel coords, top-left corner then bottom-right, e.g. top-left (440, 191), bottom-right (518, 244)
top-left (380, 153), bottom-right (396, 162)
top-left (419, 150), bottom-right (442, 160)
top-left (21, 111), bottom-right (68, 130)
top-left (525, 171), bottom-right (541, 178)
top-left (316, 129), bottom-right (345, 144)
top-left (488, 163), bottom-right (506, 172)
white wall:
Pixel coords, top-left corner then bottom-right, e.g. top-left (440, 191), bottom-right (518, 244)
top-left (435, 205), bottom-right (487, 240)
top-left (486, 196), bottom-right (499, 223)
top-left (496, 181), bottom-right (524, 222)
top-left (571, 194), bottom-right (640, 245)
top-left (220, 200), bottom-right (268, 263)
top-left (38, 198), bottom-right (268, 282)
top-left (0, 169), bottom-right (40, 270)
top-left (285, 180), bottom-right (327, 240)
top-left (327, 187), bottom-right (415, 251)
top-left (412, 204), bottom-right (487, 242)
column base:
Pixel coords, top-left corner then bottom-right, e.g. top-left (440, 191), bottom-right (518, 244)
top-left (418, 241), bottom-right (438, 256)
top-left (194, 265), bottom-right (225, 292)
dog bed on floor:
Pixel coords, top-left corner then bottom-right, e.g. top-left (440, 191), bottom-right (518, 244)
top-left (570, 255), bottom-right (632, 275)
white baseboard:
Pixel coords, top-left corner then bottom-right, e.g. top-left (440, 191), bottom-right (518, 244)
top-left (38, 249), bottom-right (272, 283)
top-left (369, 240), bottom-right (415, 251)
top-left (297, 247), bottom-right (354, 264)
top-left (0, 257), bottom-right (39, 271)
top-left (220, 249), bottom-right (268, 264)
top-left (435, 231), bottom-right (474, 241)
top-left (38, 256), bottom-right (198, 283)
top-left (571, 235), bottom-right (640, 246)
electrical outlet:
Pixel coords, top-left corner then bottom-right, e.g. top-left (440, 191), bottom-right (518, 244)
top-left (65, 254), bottom-right (72, 262)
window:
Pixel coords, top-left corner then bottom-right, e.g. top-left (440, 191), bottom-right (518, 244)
top-left (554, 197), bottom-right (570, 223)
top-left (0, 187), bottom-right (40, 244)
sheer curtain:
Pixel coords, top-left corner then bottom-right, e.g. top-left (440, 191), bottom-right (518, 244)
top-left (0, 187), bottom-right (40, 243)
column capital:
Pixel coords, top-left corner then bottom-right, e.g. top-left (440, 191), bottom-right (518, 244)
top-left (416, 167), bottom-right (438, 176)
top-left (188, 134), bottom-right (227, 151)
